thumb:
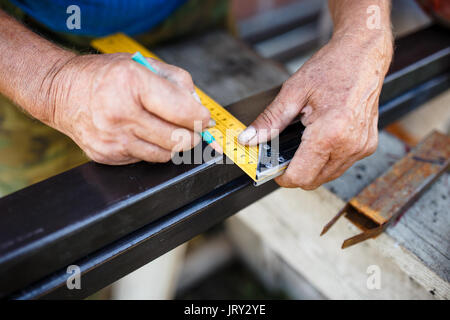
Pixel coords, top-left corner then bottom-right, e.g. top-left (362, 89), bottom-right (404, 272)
top-left (238, 84), bottom-right (308, 146)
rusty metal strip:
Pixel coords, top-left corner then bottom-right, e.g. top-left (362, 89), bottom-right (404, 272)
top-left (321, 130), bottom-right (450, 249)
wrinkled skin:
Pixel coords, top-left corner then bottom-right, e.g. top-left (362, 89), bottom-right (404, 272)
top-left (239, 31), bottom-right (393, 189)
top-left (0, 2), bottom-right (393, 187)
top-left (47, 53), bottom-right (211, 164)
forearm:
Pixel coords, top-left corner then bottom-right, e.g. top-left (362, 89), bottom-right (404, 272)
top-left (328, 0), bottom-right (393, 71)
top-left (0, 10), bottom-right (76, 124)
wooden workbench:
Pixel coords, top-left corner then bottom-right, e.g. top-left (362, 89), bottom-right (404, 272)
top-left (227, 121), bottom-right (449, 300)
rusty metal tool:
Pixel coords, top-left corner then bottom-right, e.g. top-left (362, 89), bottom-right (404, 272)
top-left (321, 130), bottom-right (450, 249)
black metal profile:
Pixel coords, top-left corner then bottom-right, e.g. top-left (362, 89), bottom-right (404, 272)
top-left (1, 25), bottom-right (449, 299)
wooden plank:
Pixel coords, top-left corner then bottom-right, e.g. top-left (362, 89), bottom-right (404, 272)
top-left (326, 131), bottom-right (450, 293)
top-left (227, 187), bottom-right (434, 299)
top-left (383, 174), bottom-right (450, 289)
top-left (227, 132), bottom-right (449, 299)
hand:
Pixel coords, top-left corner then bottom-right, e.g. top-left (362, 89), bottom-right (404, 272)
top-left (239, 32), bottom-right (393, 189)
top-left (45, 53), bottom-right (211, 165)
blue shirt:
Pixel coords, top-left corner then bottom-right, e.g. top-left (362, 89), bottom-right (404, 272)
top-left (9, 0), bottom-right (187, 36)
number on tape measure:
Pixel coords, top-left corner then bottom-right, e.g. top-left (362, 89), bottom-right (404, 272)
top-left (91, 33), bottom-right (259, 181)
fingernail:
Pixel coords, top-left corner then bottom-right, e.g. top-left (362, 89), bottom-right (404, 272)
top-left (192, 91), bottom-right (201, 103)
top-left (192, 91), bottom-right (211, 123)
top-left (238, 126), bottom-right (257, 144)
top-left (207, 119), bottom-right (216, 128)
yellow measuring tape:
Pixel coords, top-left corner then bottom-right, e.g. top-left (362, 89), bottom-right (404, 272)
top-left (91, 33), bottom-right (259, 181)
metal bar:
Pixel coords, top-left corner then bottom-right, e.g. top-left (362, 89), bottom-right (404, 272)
top-left (243, 13), bottom-right (320, 45)
top-left (380, 25), bottom-right (450, 104)
top-left (0, 88), bottom-right (279, 298)
top-left (1, 25), bottom-right (449, 299)
top-left (0, 88), bottom-right (278, 298)
top-left (238, 0), bottom-right (323, 44)
top-left (379, 73), bottom-right (450, 128)
top-left (12, 177), bottom-right (278, 299)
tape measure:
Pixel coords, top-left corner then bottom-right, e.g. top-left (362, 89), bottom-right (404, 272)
top-left (91, 33), bottom-right (260, 181)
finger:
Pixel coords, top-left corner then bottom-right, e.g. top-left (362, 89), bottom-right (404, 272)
top-left (363, 97), bottom-right (379, 156)
top-left (274, 125), bottom-right (330, 189)
top-left (316, 142), bottom-right (372, 185)
top-left (364, 108), bottom-right (379, 157)
top-left (312, 138), bottom-right (367, 186)
top-left (144, 58), bottom-right (213, 125)
top-left (314, 109), bottom-right (379, 185)
top-left (85, 148), bottom-right (140, 166)
top-left (310, 138), bottom-right (368, 187)
top-left (133, 111), bottom-right (201, 152)
top-left (318, 160), bottom-right (355, 185)
top-left (238, 82), bottom-right (309, 146)
top-left (310, 154), bottom-right (356, 187)
top-left (137, 67), bottom-right (211, 131)
top-left (146, 58), bottom-right (195, 93)
top-left (127, 139), bottom-right (173, 163)
top-left (143, 59), bottom-right (216, 128)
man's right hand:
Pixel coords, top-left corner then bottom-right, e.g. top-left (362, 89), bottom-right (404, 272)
top-left (46, 53), bottom-right (211, 165)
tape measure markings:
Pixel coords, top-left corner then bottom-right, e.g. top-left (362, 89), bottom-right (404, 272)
top-left (91, 33), bottom-right (259, 180)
